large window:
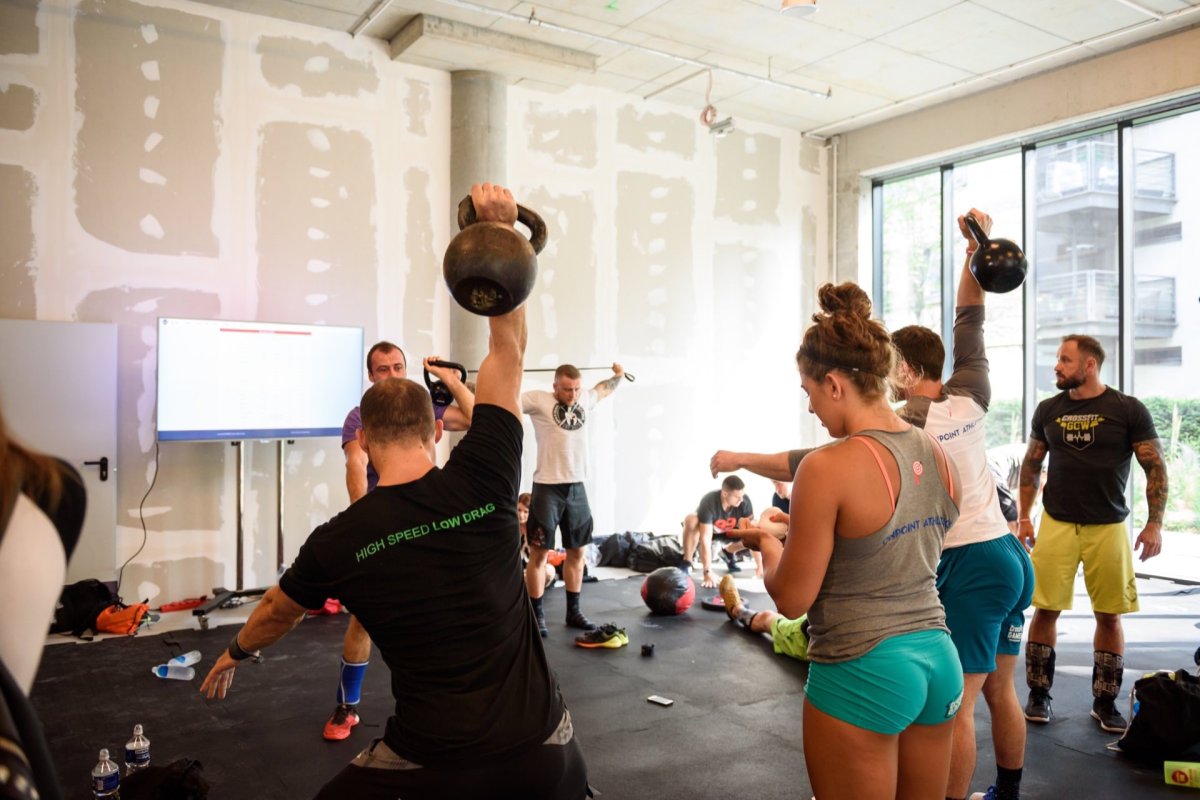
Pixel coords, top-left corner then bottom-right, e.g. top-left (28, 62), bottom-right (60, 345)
top-left (878, 171), bottom-right (941, 331)
top-left (1129, 108), bottom-right (1198, 548)
top-left (949, 153), bottom-right (1023, 448)
top-left (873, 99), bottom-right (1199, 574)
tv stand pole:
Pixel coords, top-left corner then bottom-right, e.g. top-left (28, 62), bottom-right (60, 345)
top-left (193, 440), bottom-right (272, 629)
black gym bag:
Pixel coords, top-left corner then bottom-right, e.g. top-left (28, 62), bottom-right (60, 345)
top-left (1116, 668), bottom-right (1200, 764)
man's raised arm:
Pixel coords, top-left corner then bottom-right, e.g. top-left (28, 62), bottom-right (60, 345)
top-left (470, 183), bottom-right (526, 417)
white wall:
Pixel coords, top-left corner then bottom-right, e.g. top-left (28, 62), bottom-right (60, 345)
top-left (0, 0), bottom-right (829, 603)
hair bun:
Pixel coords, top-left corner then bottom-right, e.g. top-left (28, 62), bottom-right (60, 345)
top-left (817, 282), bottom-right (872, 319)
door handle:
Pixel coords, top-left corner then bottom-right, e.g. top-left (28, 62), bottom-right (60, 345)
top-left (84, 456), bottom-right (109, 481)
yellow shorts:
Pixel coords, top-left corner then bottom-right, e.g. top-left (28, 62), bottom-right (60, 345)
top-left (1030, 511), bottom-right (1139, 614)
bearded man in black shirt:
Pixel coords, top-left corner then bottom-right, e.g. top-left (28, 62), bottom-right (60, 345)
top-left (200, 183), bottom-right (590, 800)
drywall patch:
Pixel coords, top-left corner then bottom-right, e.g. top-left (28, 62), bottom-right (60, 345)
top-left (0, 83), bottom-right (37, 131)
top-left (800, 137), bottom-right (823, 175)
top-left (715, 131), bottom-right (781, 225)
top-left (401, 166), bottom-right (437, 356)
top-left (0, 164), bottom-right (36, 318)
top-left (0, 0), bottom-right (38, 55)
top-left (256, 122), bottom-right (378, 327)
top-left (74, 0), bottom-right (221, 256)
top-left (616, 106), bottom-right (694, 159)
top-left (76, 286), bottom-right (225, 531)
top-left (524, 103), bottom-right (597, 168)
top-left (404, 78), bottom-right (431, 136)
top-left (615, 172), bottom-right (695, 358)
top-left (520, 187), bottom-right (598, 366)
top-left (802, 205), bottom-right (817, 279)
top-left (257, 35), bottom-right (378, 98)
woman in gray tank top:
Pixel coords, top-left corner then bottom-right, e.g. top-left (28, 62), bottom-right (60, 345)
top-left (735, 282), bottom-right (963, 800)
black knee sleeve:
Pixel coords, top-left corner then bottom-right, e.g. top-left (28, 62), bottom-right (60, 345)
top-left (1093, 650), bottom-right (1124, 700)
top-left (1026, 642), bottom-right (1055, 691)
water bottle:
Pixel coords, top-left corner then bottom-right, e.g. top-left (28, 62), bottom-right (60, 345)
top-left (124, 724), bottom-right (150, 773)
top-left (151, 664), bottom-right (195, 680)
top-left (168, 650), bottom-right (202, 668)
top-left (91, 748), bottom-right (120, 797)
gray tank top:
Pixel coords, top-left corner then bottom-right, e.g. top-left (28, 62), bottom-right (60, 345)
top-left (806, 427), bottom-right (959, 663)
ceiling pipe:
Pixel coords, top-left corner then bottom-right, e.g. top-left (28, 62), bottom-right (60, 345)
top-left (431, 0), bottom-right (832, 101)
top-left (351, 0), bottom-right (397, 37)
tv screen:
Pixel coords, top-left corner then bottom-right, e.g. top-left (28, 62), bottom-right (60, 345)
top-left (156, 318), bottom-right (364, 442)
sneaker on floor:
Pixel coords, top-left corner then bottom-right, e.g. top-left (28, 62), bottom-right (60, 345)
top-left (574, 624), bottom-right (628, 649)
top-left (719, 550), bottom-right (741, 573)
top-left (1023, 689), bottom-right (1052, 723)
top-left (566, 611), bottom-right (597, 631)
top-left (718, 575), bottom-right (742, 620)
top-left (1091, 697), bottom-right (1128, 733)
top-left (968, 787), bottom-right (997, 800)
top-left (322, 703), bottom-right (360, 741)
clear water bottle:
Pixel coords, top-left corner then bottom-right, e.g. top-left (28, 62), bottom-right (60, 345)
top-left (168, 650), bottom-right (202, 668)
top-left (151, 664), bottom-right (195, 680)
top-left (92, 748), bottom-right (120, 797)
top-left (124, 724), bottom-right (150, 773)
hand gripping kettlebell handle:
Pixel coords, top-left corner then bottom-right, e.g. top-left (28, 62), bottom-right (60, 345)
top-left (457, 196), bottom-right (547, 255)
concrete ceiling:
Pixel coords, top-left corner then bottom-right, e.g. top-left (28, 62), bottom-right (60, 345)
top-left (188, 0), bottom-right (1200, 135)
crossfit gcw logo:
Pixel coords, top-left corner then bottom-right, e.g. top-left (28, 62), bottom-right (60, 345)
top-left (1055, 413), bottom-right (1104, 451)
top-left (553, 403), bottom-right (586, 431)
top-left (945, 690), bottom-right (963, 719)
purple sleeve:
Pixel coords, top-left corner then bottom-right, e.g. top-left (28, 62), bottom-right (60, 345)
top-left (433, 402), bottom-right (447, 422)
top-left (341, 406), bottom-right (361, 448)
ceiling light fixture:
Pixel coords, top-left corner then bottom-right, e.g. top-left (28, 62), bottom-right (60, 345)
top-left (780, 0), bottom-right (819, 17)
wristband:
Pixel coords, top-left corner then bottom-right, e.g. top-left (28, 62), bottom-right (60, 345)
top-left (1018, 518), bottom-right (1031, 522)
top-left (228, 632), bottom-right (257, 661)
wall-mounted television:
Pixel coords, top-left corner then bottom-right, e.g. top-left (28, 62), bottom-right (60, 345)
top-left (156, 318), bottom-right (364, 442)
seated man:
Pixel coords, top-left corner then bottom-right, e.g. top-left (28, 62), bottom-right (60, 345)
top-left (719, 575), bottom-right (809, 662)
top-left (681, 475), bottom-right (758, 588)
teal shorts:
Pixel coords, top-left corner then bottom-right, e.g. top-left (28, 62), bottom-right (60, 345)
top-left (937, 534), bottom-right (1034, 674)
top-left (805, 629), bottom-right (964, 735)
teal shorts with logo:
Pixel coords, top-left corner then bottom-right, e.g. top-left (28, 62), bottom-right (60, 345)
top-left (805, 629), bottom-right (964, 735)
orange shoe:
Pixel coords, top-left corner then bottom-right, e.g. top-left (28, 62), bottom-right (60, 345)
top-left (322, 703), bottom-right (360, 741)
top-left (308, 598), bottom-right (342, 617)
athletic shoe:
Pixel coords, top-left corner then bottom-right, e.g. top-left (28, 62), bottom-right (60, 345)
top-left (322, 703), bottom-right (360, 741)
top-left (1091, 697), bottom-right (1128, 732)
top-left (535, 609), bottom-right (548, 638)
top-left (718, 575), bottom-right (743, 620)
top-left (968, 787), bottom-right (997, 800)
top-left (720, 550), bottom-right (741, 573)
top-left (308, 598), bottom-right (342, 616)
top-left (574, 624), bottom-right (628, 649)
top-left (566, 611), bottom-right (597, 631)
top-left (1024, 689), bottom-right (1052, 723)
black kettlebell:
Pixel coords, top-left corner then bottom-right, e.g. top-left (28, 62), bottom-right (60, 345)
top-left (443, 195), bottom-right (547, 316)
top-left (423, 360), bottom-right (466, 407)
top-left (964, 214), bottom-right (1028, 294)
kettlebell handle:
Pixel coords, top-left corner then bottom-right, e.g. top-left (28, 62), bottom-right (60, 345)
top-left (457, 196), bottom-right (547, 255)
top-left (424, 359), bottom-right (467, 408)
top-left (964, 213), bottom-right (990, 248)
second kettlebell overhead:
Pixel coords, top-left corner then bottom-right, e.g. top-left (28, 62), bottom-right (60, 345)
top-left (443, 195), bottom-right (548, 317)
top-left (964, 214), bottom-right (1028, 294)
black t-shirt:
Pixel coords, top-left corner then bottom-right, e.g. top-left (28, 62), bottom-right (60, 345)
top-left (696, 490), bottom-right (753, 536)
top-left (280, 404), bottom-right (564, 767)
top-left (770, 492), bottom-right (790, 515)
top-left (1029, 387), bottom-right (1158, 524)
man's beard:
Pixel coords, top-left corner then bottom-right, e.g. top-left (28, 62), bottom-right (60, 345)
top-left (1056, 373), bottom-right (1084, 390)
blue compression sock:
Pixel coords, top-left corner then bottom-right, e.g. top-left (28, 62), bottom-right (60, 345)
top-left (336, 658), bottom-right (369, 706)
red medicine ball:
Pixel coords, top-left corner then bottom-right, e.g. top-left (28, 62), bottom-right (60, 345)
top-left (641, 567), bottom-right (695, 615)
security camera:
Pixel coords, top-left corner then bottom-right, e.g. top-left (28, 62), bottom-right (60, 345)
top-left (709, 117), bottom-right (735, 138)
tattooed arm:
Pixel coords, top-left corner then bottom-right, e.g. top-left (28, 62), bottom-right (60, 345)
top-left (1017, 438), bottom-right (1047, 551)
top-left (593, 363), bottom-right (626, 401)
top-left (1132, 438), bottom-right (1167, 561)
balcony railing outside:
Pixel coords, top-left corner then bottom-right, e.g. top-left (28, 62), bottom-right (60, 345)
top-left (1037, 271), bottom-right (1176, 328)
top-left (1036, 141), bottom-right (1176, 201)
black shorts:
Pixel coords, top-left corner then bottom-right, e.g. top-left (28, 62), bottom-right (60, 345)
top-left (313, 728), bottom-right (589, 800)
top-left (528, 483), bottom-right (593, 551)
